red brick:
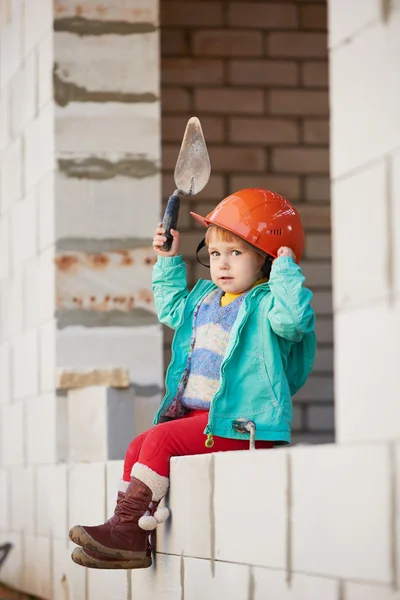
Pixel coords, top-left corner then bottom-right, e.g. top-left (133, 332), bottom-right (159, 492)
top-left (193, 30), bottom-right (263, 57)
top-left (305, 176), bottom-right (330, 202)
top-left (272, 148), bottom-right (329, 173)
top-left (270, 90), bottom-right (329, 116)
top-left (195, 88), bottom-right (264, 114)
top-left (162, 115), bottom-right (225, 143)
top-left (268, 32), bottom-right (327, 58)
top-left (161, 30), bottom-right (189, 55)
top-left (162, 88), bottom-right (192, 113)
top-left (161, 2), bottom-right (223, 26)
top-left (229, 59), bottom-right (298, 86)
top-left (302, 61), bottom-right (328, 87)
top-left (305, 234), bottom-right (331, 260)
top-left (303, 118), bottom-right (329, 144)
top-left (229, 117), bottom-right (299, 144)
top-left (297, 204), bottom-right (331, 230)
top-left (300, 4), bottom-right (327, 30)
top-left (228, 3), bottom-right (297, 29)
top-left (230, 174), bottom-right (301, 200)
top-left (162, 58), bottom-right (224, 86)
top-left (208, 145), bottom-right (266, 172)
top-left (162, 173), bottom-right (226, 200)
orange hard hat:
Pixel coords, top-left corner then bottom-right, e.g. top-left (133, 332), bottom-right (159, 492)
top-left (190, 188), bottom-right (305, 262)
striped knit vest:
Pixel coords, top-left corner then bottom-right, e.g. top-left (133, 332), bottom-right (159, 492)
top-left (180, 288), bottom-right (245, 411)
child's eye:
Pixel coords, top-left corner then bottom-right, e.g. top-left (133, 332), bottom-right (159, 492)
top-left (210, 251), bottom-right (220, 257)
top-left (232, 250), bottom-right (241, 256)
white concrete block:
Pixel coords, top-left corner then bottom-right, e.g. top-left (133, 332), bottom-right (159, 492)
top-left (292, 444), bottom-right (392, 582)
top-left (24, 0), bottom-right (52, 55)
top-left (53, 539), bottom-right (88, 600)
top-left (332, 161), bottom-right (388, 310)
top-left (214, 449), bottom-right (287, 568)
top-left (335, 304), bottom-right (400, 443)
top-left (68, 462), bottom-right (106, 529)
top-left (330, 12), bottom-right (400, 178)
top-left (9, 268), bottom-right (23, 336)
top-left (392, 150), bottom-right (400, 296)
top-left (27, 392), bottom-right (68, 464)
top-left (253, 568), bottom-right (339, 600)
top-left (24, 101), bottom-right (55, 192)
top-left (11, 466), bottom-right (35, 534)
top-left (1, 136), bottom-right (22, 211)
top-left (68, 386), bottom-right (108, 462)
top-left (1, 401), bottom-right (24, 465)
top-left (0, 532), bottom-right (23, 589)
top-left (36, 465), bottom-right (53, 536)
top-left (22, 535), bottom-right (52, 600)
top-left (87, 569), bottom-right (129, 600)
top-left (38, 171), bottom-right (55, 251)
top-left (55, 32), bottom-right (158, 96)
top-left (184, 557), bottom-right (250, 600)
top-left (0, 342), bottom-right (11, 404)
top-left (0, 468), bottom-right (9, 530)
top-left (157, 454), bottom-right (213, 559)
top-left (38, 30), bottom-right (53, 109)
top-left (56, 173), bottom-right (160, 239)
top-left (0, 93), bottom-right (10, 153)
top-left (10, 53), bottom-right (37, 136)
top-left (0, 215), bottom-right (10, 280)
top-left (130, 553), bottom-right (181, 600)
top-left (0, 282), bottom-right (11, 344)
top-left (106, 460), bottom-right (124, 516)
top-left (328, 0), bottom-right (379, 48)
top-left (0, 0), bottom-right (22, 87)
top-left (11, 192), bottom-right (37, 268)
top-left (39, 245), bottom-right (56, 323)
top-left (54, 0), bottom-right (158, 24)
top-left (395, 443), bottom-right (400, 586)
top-left (12, 329), bottom-right (39, 399)
top-left (55, 102), bottom-right (160, 156)
top-left (23, 256), bottom-right (40, 330)
top-left (57, 325), bottom-right (163, 387)
top-left (344, 582), bottom-right (400, 600)
top-left (39, 319), bottom-right (56, 392)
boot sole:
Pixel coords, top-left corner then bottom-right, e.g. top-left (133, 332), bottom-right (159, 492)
top-left (71, 547), bottom-right (151, 570)
top-left (69, 525), bottom-right (149, 561)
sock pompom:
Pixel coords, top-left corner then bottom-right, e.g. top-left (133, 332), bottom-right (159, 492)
top-left (138, 513), bottom-right (157, 531)
top-left (154, 506), bottom-right (170, 524)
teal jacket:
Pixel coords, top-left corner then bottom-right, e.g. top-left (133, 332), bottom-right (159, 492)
top-left (152, 255), bottom-right (316, 444)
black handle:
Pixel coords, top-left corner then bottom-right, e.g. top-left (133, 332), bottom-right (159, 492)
top-left (160, 194), bottom-right (180, 252)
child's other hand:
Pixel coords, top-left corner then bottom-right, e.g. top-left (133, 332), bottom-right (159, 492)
top-left (276, 246), bottom-right (296, 261)
top-left (152, 224), bottom-right (181, 257)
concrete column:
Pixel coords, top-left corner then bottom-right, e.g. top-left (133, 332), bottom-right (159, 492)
top-left (329, 1), bottom-right (400, 442)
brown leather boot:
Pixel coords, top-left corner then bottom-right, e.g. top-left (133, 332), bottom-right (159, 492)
top-left (69, 477), bottom-right (153, 560)
top-left (71, 544), bottom-right (152, 569)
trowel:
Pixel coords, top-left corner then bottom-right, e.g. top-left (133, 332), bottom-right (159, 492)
top-left (160, 117), bottom-right (211, 251)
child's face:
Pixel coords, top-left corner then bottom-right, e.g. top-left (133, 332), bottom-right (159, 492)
top-left (207, 232), bottom-right (265, 294)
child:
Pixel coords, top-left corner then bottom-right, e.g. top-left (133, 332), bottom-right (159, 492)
top-left (69, 188), bottom-right (316, 570)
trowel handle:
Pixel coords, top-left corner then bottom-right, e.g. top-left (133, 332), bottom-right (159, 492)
top-left (160, 194), bottom-right (180, 252)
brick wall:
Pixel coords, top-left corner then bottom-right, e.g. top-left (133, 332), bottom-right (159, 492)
top-left (160, 0), bottom-right (333, 443)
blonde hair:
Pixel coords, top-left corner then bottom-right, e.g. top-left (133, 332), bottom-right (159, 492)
top-left (205, 225), bottom-right (241, 246)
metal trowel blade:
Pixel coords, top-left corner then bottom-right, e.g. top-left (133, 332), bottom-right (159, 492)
top-left (174, 117), bottom-right (211, 196)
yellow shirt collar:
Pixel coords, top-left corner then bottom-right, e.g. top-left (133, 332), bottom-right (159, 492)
top-left (220, 278), bottom-right (268, 307)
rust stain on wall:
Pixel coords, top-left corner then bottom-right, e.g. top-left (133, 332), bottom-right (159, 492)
top-left (57, 156), bottom-right (159, 180)
top-left (54, 68), bottom-right (158, 107)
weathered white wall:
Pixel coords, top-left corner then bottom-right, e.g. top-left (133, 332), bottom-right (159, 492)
top-left (2, 0), bottom-right (400, 599)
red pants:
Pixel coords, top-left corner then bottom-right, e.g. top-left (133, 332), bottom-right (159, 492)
top-left (123, 410), bottom-right (273, 480)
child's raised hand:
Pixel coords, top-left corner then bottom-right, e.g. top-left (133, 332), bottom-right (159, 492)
top-left (276, 246), bottom-right (296, 261)
top-left (152, 224), bottom-right (181, 257)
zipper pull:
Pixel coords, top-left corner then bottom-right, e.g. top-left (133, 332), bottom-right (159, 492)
top-left (205, 433), bottom-right (214, 448)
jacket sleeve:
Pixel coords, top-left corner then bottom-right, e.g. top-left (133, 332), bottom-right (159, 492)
top-left (267, 256), bottom-right (315, 342)
top-left (152, 255), bottom-right (189, 329)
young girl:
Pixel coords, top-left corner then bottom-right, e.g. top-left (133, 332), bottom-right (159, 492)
top-left (69, 188), bottom-right (316, 570)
